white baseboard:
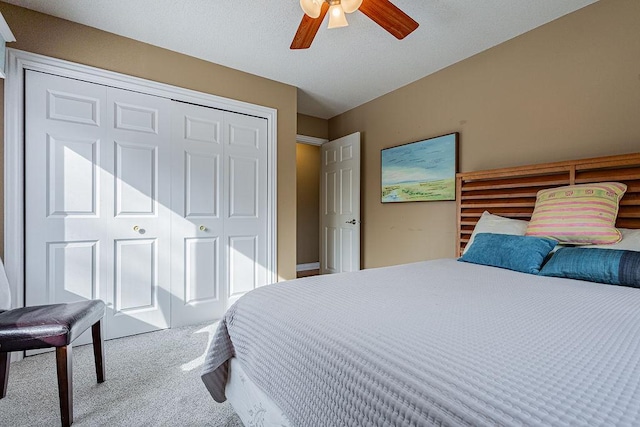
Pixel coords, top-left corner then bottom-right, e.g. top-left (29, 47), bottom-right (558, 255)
top-left (296, 262), bottom-right (320, 272)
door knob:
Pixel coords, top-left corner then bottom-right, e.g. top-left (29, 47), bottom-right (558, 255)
top-left (345, 219), bottom-right (357, 225)
top-left (199, 225), bottom-right (207, 231)
top-left (133, 225), bottom-right (140, 232)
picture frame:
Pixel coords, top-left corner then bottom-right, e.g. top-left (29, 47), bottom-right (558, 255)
top-left (381, 132), bottom-right (459, 203)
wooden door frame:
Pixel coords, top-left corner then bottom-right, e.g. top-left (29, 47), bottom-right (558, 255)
top-left (4, 48), bottom-right (278, 318)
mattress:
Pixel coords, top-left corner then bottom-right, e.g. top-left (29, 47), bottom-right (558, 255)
top-left (202, 258), bottom-right (640, 426)
top-left (226, 357), bottom-right (292, 426)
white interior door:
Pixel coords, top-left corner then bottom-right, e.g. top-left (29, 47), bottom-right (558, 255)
top-left (320, 132), bottom-right (361, 274)
top-left (104, 86), bottom-right (172, 338)
top-left (224, 112), bottom-right (269, 306)
top-left (170, 102), bottom-right (226, 326)
top-left (25, 71), bottom-right (108, 346)
top-left (25, 70), bottom-right (172, 341)
top-left (170, 103), bottom-right (269, 320)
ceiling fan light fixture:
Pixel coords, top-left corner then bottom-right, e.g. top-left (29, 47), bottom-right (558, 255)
top-left (341, 0), bottom-right (363, 14)
top-left (327, 2), bottom-right (348, 29)
top-left (299, 0), bottom-right (322, 19)
top-left (290, 0), bottom-right (419, 50)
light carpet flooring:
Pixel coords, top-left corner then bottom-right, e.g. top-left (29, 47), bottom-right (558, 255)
top-left (0, 322), bottom-right (244, 426)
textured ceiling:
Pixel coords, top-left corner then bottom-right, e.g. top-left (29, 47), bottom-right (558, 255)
top-left (4, 0), bottom-right (598, 119)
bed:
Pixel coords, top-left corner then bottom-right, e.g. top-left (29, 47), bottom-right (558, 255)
top-left (202, 152), bottom-right (640, 426)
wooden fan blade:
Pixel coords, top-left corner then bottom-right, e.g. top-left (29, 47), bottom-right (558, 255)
top-left (359, 0), bottom-right (419, 40)
top-left (290, 2), bottom-right (330, 49)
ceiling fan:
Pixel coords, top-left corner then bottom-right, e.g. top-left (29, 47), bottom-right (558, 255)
top-left (291, 0), bottom-right (419, 49)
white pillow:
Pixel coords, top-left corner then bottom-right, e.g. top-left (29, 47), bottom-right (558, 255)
top-left (464, 211), bottom-right (529, 254)
top-left (583, 228), bottom-right (640, 252)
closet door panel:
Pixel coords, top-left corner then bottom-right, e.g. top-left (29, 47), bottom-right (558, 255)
top-left (224, 112), bottom-right (269, 307)
top-left (171, 102), bottom-right (226, 327)
top-left (228, 235), bottom-right (258, 297)
top-left (114, 238), bottom-right (157, 312)
top-left (115, 142), bottom-right (158, 215)
top-left (185, 152), bottom-right (219, 217)
top-left (47, 136), bottom-right (99, 216)
top-left (114, 102), bottom-right (159, 134)
top-left (25, 71), bottom-right (109, 347)
top-left (47, 241), bottom-right (99, 303)
top-left (185, 237), bottom-right (219, 302)
top-left (105, 87), bottom-right (172, 338)
top-left (229, 156), bottom-right (259, 218)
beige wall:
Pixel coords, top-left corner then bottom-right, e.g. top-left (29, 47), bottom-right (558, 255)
top-left (296, 143), bottom-right (320, 265)
top-left (297, 113), bottom-right (329, 139)
top-left (329, 0), bottom-right (640, 269)
top-left (0, 2), bottom-right (298, 279)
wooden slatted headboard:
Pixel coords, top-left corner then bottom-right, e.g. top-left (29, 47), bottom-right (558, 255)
top-left (456, 152), bottom-right (640, 256)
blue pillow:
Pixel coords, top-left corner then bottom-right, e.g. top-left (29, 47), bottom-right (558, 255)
top-left (458, 233), bottom-right (557, 274)
top-left (540, 247), bottom-right (640, 287)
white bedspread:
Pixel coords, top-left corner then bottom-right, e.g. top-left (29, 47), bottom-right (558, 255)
top-left (202, 259), bottom-right (640, 426)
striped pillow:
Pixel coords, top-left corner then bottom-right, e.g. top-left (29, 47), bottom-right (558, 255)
top-left (525, 182), bottom-right (627, 245)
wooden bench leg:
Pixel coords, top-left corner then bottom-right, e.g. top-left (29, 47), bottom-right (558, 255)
top-left (0, 352), bottom-right (9, 399)
top-left (56, 345), bottom-right (73, 427)
top-left (92, 320), bottom-right (105, 383)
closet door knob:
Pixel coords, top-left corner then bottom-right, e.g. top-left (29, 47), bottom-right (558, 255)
top-left (133, 225), bottom-right (140, 232)
top-left (199, 225), bottom-right (207, 231)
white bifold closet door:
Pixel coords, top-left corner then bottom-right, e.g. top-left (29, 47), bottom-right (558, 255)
top-left (25, 70), bottom-right (269, 341)
top-left (25, 70), bottom-right (172, 340)
top-left (170, 102), bottom-right (268, 326)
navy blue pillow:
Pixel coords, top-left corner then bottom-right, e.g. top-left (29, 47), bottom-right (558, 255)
top-left (540, 247), bottom-right (640, 287)
top-left (458, 233), bottom-right (557, 274)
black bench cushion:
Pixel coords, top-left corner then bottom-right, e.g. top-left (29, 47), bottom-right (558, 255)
top-left (0, 300), bottom-right (105, 352)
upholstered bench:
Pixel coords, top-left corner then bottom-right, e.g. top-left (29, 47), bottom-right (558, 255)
top-left (0, 300), bottom-right (106, 426)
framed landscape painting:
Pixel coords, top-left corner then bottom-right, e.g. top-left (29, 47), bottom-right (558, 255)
top-left (381, 132), bottom-right (459, 203)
